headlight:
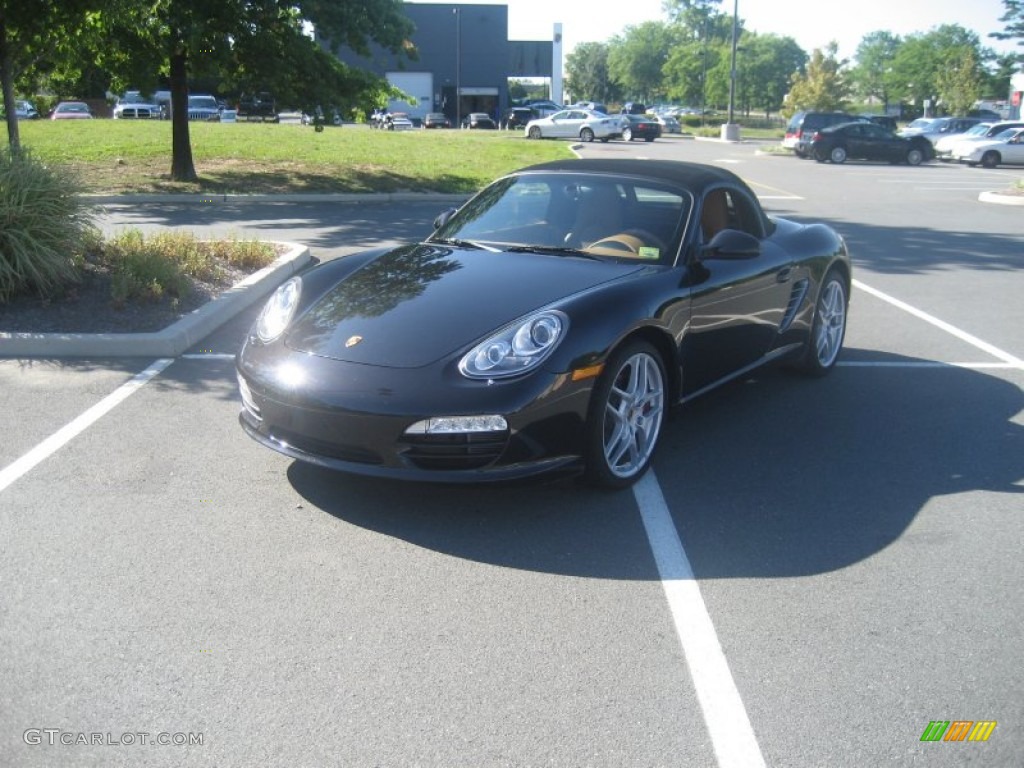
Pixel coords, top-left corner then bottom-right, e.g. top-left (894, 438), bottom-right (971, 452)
top-left (459, 310), bottom-right (567, 379)
top-left (255, 277), bottom-right (301, 343)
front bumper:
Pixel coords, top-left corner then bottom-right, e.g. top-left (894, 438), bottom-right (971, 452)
top-left (236, 343), bottom-right (594, 483)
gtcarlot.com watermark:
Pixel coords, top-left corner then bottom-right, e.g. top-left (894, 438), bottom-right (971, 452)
top-left (24, 729), bottom-right (203, 747)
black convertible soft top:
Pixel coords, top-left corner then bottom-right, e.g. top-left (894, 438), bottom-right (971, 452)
top-left (520, 158), bottom-right (753, 197)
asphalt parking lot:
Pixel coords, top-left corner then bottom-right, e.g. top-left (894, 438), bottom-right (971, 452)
top-left (1, 138), bottom-right (1021, 767)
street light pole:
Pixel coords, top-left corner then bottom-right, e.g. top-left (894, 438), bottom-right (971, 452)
top-left (453, 7), bottom-right (461, 128)
top-left (721, 0), bottom-right (740, 141)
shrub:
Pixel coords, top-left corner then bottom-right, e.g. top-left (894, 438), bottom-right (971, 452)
top-left (0, 148), bottom-right (98, 301)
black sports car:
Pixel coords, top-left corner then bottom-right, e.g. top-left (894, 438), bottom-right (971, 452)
top-left (810, 121), bottom-right (934, 165)
top-left (237, 159), bottom-right (850, 488)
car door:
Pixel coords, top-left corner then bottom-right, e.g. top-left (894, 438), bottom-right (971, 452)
top-left (681, 186), bottom-right (795, 394)
top-left (1002, 131), bottom-right (1024, 164)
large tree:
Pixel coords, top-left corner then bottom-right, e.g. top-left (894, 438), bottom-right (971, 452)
top-left (0, 0), bottom-right (101, 152)
top-left (847, 31), bottom-right (902, 111)
top-left (990, 0), bottom-right (1024, 65)
top-left (564, 42), bottom-right (619, 104)
top-left (607, 21), bottom-right (675, 104)
top-left (785, 43), bottom-right (849, 114)
top-left (94, 0), bottom-right (415, 181)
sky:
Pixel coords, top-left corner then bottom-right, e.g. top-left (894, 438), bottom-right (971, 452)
top-left (412, 0), bottom-right (1019, 61)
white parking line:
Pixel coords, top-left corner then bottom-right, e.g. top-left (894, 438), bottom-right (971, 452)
top-left (853, 279), bottom-right (1024, 369)
top-left (0, 358), bottom-right (174, 494)
top-left (634, 470), bottom-right (767, 768)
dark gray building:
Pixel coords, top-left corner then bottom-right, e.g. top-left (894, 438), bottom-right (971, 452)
top-left (331, 3), bottom-right (556, 125)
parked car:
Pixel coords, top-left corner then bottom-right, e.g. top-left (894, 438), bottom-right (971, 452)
top-left (899, 116), bottom-right (984, 145)
top-left (385, 112), bottom-right (414, 131)
top-left (653, 114), bottom-right (682, 134)
top-left (112, 91), bottom-right (160, 119)
top-left (811, 121), bottom-right (934, 165)
top-left (571, 101), bottom-right (608, 115)
top-left (502, 107), bottom-right (535, 129)
top-left (50, 101), bottom-right (93, 120)
top-left (462, 112), bottom-right (497, 129)
top-left (524, 109), bottom-right (620, 142)
top-left (860, 114), bottom-right (898, 132)
top-left (186, 94), bottom-right (221, 121)
top-left (522, 99), bottom-right (562, 117)
top-left (620, 113), bottom-right (661, 142)
top-left (935, 120), bottom-right (1024, 160)
top-left (236, 158), bottom-right (850, 488)
top-left (10, 100), bottom-right (40, 119)
top-left (783, 111), bottom-right (863, 158)
top-left (621, 102), bottom-right (647, 115)
top-left (952, 127), bottom-right (1024, 168)
top-left (423, 112), bottom-right (451, 129)
top-left (237, 92), bottom-right (277, 122)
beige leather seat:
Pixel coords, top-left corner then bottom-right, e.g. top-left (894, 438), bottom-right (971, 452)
top-left (567, 186), bottom-right (623, 247)
top-left (700, 189), bottom-right (730, 242)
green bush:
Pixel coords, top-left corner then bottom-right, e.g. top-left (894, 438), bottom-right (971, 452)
top-left (0, 148), bottom-right (98, 301)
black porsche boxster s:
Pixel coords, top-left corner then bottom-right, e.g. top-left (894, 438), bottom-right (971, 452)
top-left (237, 159), bottom-right (850, 488)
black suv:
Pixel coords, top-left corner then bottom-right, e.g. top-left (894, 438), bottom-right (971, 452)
top-left (784, 111), bottom-right (865, 158)
top-left (502, 107), bottom-right (535, 129)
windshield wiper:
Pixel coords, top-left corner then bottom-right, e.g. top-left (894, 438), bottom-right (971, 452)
top-left (505, 244), bottom-right (600, 260)
top-left (430, 237), bottom-right (500, 252)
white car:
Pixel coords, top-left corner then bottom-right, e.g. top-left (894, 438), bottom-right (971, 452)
top-left (936, 120), bottom-right (1024, 160)
top-left (112, 91), bottom-right (161, 119)
top-left (933, 122), bottom-right (992, 160)
top-left (385, 112), bottom-right (414, 131)
top-left (524, 109), bottom-right (621, 143)
top-left (952, 128), bottom-right (1024, 168)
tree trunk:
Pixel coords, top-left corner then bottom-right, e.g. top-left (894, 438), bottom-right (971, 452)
top-left (169, 48), bottom-right (197, 182)
top-left (0, 17), bottom-right (23, 154)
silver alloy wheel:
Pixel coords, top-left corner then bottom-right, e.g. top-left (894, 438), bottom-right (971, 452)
top-left (907, 148), bottom-right (924, 165)
top-left (830, 146), bottom-right (847, 163)
top-left (580, 127), bottom-right (594, 142)
top-left (528, 126), bottom-right (541, 139)
top-left (602, 351), bottom-right (665, 479)
top-left (623, 128), bottom-right (633, 141)
top-left (813, 278), bottom-right (847, 368)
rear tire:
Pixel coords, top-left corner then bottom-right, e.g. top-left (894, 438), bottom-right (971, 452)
top-left (829, 146), bottom-right (848, 164)
top-left (981, 151), bottom-right (1000, 169)
top-left (800, 269), bottom-right (848, 376)
top-left (580, 127), bottom-right (595, 142)
top-left (906, 147), bottom-right (924, 166)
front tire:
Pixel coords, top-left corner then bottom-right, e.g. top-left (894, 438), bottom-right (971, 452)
top-left (622, 128), bottom-right (633, 142)
top-left (528, 126), bottom-right (541, 140)
top-left (800, 269), bottom-right (848, 376)
top-left (585, 341), bottom-right (667, 489)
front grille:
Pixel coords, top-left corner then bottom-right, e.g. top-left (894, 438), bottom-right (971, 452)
top-left (269, 428), bottom-right (382, 465)
top-left (400, 431), bottom-right (508, 471)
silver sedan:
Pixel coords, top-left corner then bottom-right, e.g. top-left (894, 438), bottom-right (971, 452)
top-left (525, 109), bottom-right (622, 143)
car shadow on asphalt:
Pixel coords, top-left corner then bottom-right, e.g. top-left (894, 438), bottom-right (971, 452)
top-left (284, 350), bottom-right (1023, 581)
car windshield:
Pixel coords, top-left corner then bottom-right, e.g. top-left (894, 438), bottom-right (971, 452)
top-left (429, 172), bottom-right (691, 265)
top-left (59, 103), bottom-right (89, 113)
top-left (188, 96), bottom-right (218, 109)
top-left (964, 124), bottom-right (992, 136)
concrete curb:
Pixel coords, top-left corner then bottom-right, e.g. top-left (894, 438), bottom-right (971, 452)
top-left (87, 192), bottom-right (471, 205)
top-left (978, 190), bottom-right (1024, 206)
top-left (0, 241), bottom-right (313, 359)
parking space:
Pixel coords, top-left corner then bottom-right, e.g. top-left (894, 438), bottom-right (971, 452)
top-left (2, 146), bottom-right (1022, 766)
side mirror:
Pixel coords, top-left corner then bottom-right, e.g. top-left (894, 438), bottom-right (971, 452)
top-left (433, 208), bottom-right (457, 230)
top-left (701, 229), bottom-right (761, 259)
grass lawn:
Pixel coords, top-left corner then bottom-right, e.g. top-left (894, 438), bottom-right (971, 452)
top-left (4, 121), bottom-right (574, 195)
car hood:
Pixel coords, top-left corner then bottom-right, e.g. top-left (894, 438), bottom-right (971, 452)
top-left (285, 243), bottom-right (645, 367)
